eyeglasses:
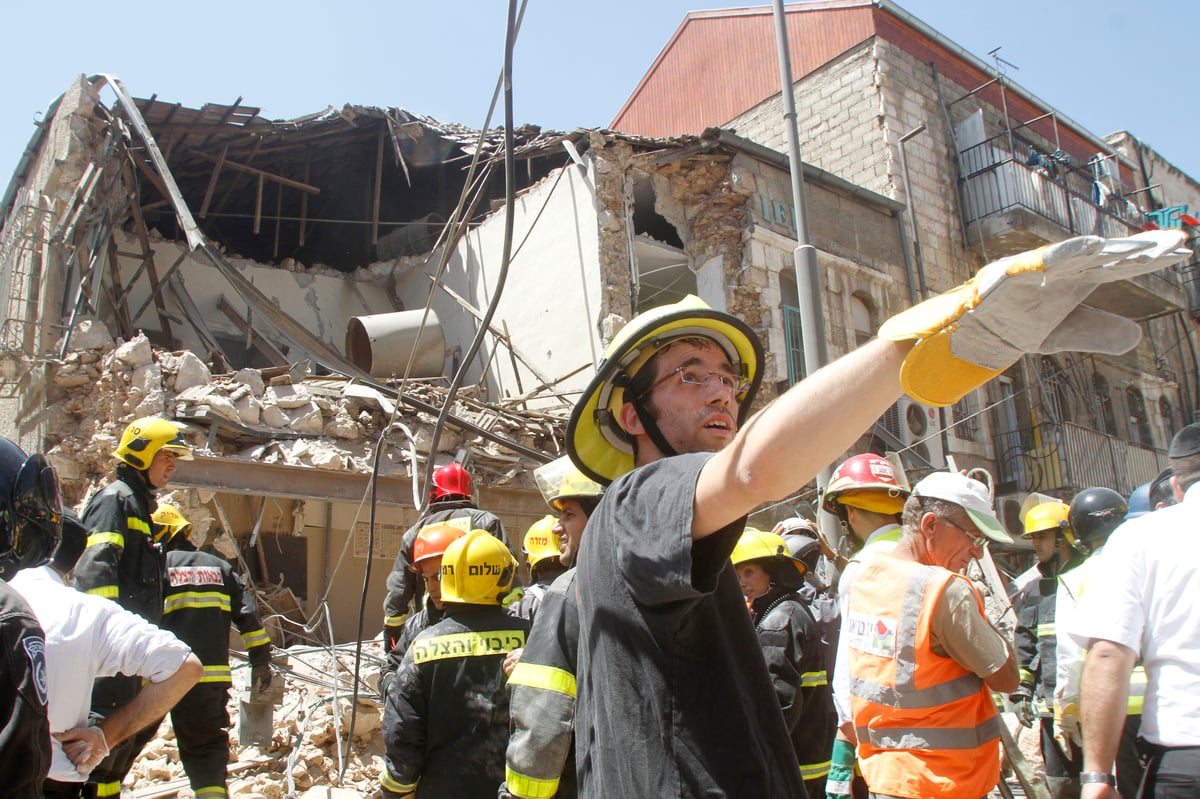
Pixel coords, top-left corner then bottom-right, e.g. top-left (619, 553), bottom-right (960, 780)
top-left (939, 514), bottom-right (990, 550)
top-left (638, 365), bottom-right (751, 400)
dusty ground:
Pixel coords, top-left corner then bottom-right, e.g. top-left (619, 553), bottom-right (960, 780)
top-left (126, 640), bottom-right (389, 798)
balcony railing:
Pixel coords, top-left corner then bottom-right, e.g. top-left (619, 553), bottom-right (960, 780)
top-left (958, 132), bottom-right (1143, 242)
top-left (993, 421), bottom-right (1167, 497)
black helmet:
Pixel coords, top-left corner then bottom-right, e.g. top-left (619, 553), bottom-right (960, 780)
top-left (1068, 487), bottom-right (1127, 552)
top-left (0, 438), bottom-right (63, 579)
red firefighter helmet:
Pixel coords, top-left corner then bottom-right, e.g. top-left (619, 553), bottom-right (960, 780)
top-left (429, 462), bottom-right (473, 503)
top-left (822, 453), bottom-right (910, 515)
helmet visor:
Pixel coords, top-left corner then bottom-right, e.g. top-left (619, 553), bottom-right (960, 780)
top-left (11, 453), bottom-right (63, 566)
top-left (13, 454), bottom-right (63, 531)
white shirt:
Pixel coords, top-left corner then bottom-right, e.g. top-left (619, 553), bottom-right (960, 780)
top-left (1069, 484), bottom-right (1200, 746)
top-left (1054, 546), bottom-right (1098, 722)
top-left (832, 523), bottom-right (901, 724)
top-left (10, 565), bottom-right (192, 782)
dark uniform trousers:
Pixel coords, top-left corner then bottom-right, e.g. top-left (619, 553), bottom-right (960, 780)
top-left (171, 682), bottom-right (232, 798)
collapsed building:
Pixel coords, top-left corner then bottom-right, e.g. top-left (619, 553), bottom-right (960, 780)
top-left (2, 73), bottom-right (920, 646)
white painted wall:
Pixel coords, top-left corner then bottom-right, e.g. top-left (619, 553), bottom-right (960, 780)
top-left (110, 235), bottom-right (400, 363)
top-left (395, 161), bottom-right (605, 409)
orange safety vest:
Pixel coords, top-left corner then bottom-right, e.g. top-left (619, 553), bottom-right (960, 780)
top-left (847, 554), bottom-right (1001, 799)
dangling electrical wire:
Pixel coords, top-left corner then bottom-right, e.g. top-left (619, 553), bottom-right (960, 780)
top-left (341, 0), bottom-right (527, 779)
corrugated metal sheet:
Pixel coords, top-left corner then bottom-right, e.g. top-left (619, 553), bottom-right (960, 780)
top-left (611, 2), bottom-right (877, 138)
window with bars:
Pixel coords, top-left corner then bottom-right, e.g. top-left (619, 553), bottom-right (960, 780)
top-left (952, 391), bottom-right (981, 442)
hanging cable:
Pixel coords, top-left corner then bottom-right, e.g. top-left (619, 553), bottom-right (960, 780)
top-left (342, 0), bottom-right (526, 779)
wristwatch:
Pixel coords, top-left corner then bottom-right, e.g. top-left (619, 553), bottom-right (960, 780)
top-left (1080, 772), bottom-right (1116, 786)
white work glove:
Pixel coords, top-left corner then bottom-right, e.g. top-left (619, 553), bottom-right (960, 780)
top-left (54, 724), bottom-right (110, 774)
top-left (879, 231), bottom-right (1190, 406)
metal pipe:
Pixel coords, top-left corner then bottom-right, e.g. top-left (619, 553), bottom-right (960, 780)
top-left (897, 124), bottom-right (929, 301)
top-left (771, 0), bottom-right (834, 515)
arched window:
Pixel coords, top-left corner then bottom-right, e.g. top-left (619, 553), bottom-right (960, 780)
top-left (850, 294), bottom-right (874, 348)
top-left (1093, 373), bottom-right (1117, 434)
top-left (1126, 387), bottom-right (1152, 446)
top-left (1159, 396), bottom-right (1175, 444)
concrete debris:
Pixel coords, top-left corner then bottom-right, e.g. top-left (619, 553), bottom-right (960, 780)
top-left (125, 641), bottom-right (389, 798)
top-left (43, 317), bottom-right (564, 513)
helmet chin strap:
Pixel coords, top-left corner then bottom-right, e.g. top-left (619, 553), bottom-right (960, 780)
top-left (631, 399), bottom-right (679, 462)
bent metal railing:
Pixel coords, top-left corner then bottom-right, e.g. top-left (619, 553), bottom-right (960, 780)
top-left (993, 421), bottom-right (1166, 496)
top-left (958, 133), bottom-right (1142, 241)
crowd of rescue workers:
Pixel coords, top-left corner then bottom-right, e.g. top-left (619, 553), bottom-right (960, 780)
top-left (1, 230), bottom-right (1197, 799)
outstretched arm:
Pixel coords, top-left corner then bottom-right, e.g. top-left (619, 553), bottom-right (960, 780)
top-left (694, 338), bottom-right (909, 538)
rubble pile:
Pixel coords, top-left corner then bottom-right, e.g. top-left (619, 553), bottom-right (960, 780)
top-left (40, 319), bottom-right (567, 515)
top-left (127, 640), bottom-right (391, 798)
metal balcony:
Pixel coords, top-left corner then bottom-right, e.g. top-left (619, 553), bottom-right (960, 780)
top-left (992, 420), bottom-right (1167, 498)
top-left (956, 134), bottom-right (1183, 320)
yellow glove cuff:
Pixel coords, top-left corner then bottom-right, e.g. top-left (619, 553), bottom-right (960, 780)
top-left (898, 329), bottom-right (1007, 407)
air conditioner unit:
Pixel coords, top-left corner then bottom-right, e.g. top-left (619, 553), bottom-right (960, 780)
top-left (883, 397), bottom-right (945, 470)
top-left (994, 492), bottom-right (1026, 540)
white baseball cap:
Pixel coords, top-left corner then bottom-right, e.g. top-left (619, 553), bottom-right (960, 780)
top-left (911, 472), bottom-right (1012, 544)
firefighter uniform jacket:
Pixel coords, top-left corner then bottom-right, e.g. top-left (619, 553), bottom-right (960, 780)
top-left (161, 549), bottom-right (271, 682)
top-left (752, 586), bottom-right (836, 793)
top-left (0, 581), bottom-right (50, 799)
top-left (382, 501), bottom-right (507, 646)
top-left (505, 568), bottom-right (580, 799)
top-left (76, 465), bottom-right (165, 624)
top-left (379, 605), bottom-right (445, 698)
top-left (382, 605), bottom-right (528, 798)
top-left (1012, 554), bottom-right (1082, 713)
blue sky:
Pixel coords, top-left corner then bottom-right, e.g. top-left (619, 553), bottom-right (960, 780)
top-left (2, 1), bottom-right (1196, 203)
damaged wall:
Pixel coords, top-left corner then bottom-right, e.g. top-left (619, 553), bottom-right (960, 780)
top-left (394, 158), bottom-right (605, 409)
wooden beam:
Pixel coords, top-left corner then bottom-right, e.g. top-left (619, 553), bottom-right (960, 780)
top-left (105, 237), bottom-right (134, 339)
top-left (216, 295), bottom-right (290, 366)
top-left (167, 273), bottom-right (228, 367)
top-left (123, 161), bottom-right (177, 347)
top-left (198, 142), bottom-right (229, 219)
top-left (273, 179), bottom-right (282, 260)
top-left (214, 136), bottom-right (263, 217)
top-left (193, 151), bottom-right (320, 195)
top-left (254, 173), bottom-right (264, 235)
top-left (372, 125), bottom-right (384, 245)
top-left (129, 249), bottom-right (187, 326)
top-left (299, 149), bottom-right (311, 246)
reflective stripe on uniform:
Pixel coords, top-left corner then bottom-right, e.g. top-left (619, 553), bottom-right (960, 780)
top-left (194, 786), bottom-right (228, 799)
top-left (1037, 622), bottom-right (1056, 637)
top-left (163, 591), bottom-right (232, 615)
top-left (850, 670), bottom-right (982, 709)
top-left (96, 781), bottom-right (122, 798)
top-left (86, 532), bottom-right (125, 549)
top-left (855, 715), bottom-right (1001, 750)
top-left (506, 767), bottom-right (560, 799)
top-left (128, 516), bottom-right (152, 537)
top-left (801, 758), bottom-right (832, 780)
top-left (200, 665), bottom-right (232, 683)
top-left (411, 630), bottom-right (525, 665)
top-left (87, 585), bottom-right (120, 598)
top-left (1128, 665), bottom-right (1147, 714)
top-left (508, 661), bottom-right (576, 697)
top-left (384, 614), bottom-right (408, 627)
top-left (381, 771), bottom-right (417, 794)
top-left (241, 628), bottom-right (270, 648)
top-left (801, 669), bottom-right (828, 688)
